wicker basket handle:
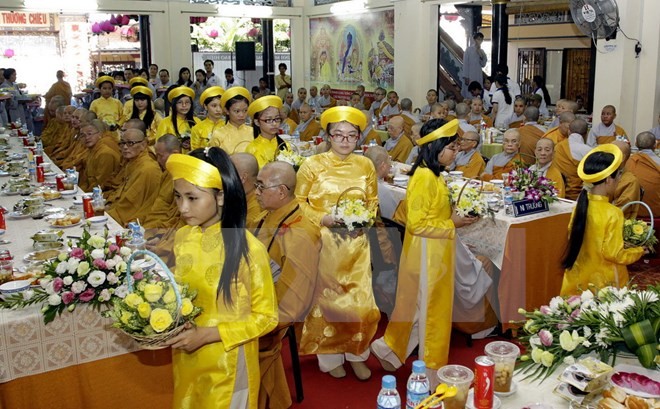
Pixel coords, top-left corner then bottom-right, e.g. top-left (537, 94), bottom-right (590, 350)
top-left (454, 178), bottom-right (485, 204)
top-left (231, 140), bottom-right (251, 154)
top-left (126, 249), bottom-right (182, 310)
top-left (333, 186), bottom-right (368, 217)
top-left (621, 201), bottom-right (655, 244)
top-left (273, 140), bottom-right (299, 161)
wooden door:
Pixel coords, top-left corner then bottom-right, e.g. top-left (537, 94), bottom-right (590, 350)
top-left (561, 48), bottom-right (591, 108)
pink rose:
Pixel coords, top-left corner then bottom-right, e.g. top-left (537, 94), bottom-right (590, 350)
top-left (70, 248), bottom-right (85, 259)
top-left (79, 288), bottom-right (95, 302)
top-left (52, 277), bottom-right (64, 293)
top-left (93, 259), bottom-right (107, 270)
top-left (540, 305), bottom-right (552, 315)
top-left (132, 271), bottom-right (143, 281)
top-left (61, 291), bottom-right (75, 305)
top-left (538, 329), bottom-right (553, 346)
top-left (108, 244), bottom-right (119, 254)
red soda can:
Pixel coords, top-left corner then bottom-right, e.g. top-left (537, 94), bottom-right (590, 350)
top-left (82, 195), bottom-right (94, 219)
top-left (278, 128), bottom-right (284, 135)
top-left (474, 355), bottom-right (495, 409)
top-left (55, 175), bottom-right (65, 191)
top-left (35, 155), bottom-right (43, 166)
top-left (0, 249), bottom-right (11, 261)
top-left (314, 135), bottom-right (324, 145)
top-left (0, 208), bottom-right (6, 230)
top-left (115, 233), bottom-right (124, 247)
top-left (36, 165), bottom-right (45, 183)
top-left (21, 137), bottom-right (28, 146)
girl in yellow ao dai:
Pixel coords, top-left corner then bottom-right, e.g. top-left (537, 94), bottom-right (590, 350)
top-left (190, 86), bottom-right (225, 150)
top-left (89, 76), bottom-right (123, 126)
top-left (122, 86), bottom-right (162, 144)
top-left (371, 119), bottom-right (478, 375)
top-left (560, 144), bottom-right (644, 296)
top-left (295, 107), bottom-right (380, 380)
top-left (245, 96), bottom-right (289, 168)
top-left (156, 86), bottom-right (201, 152)
top-left (165, 147), bottom-right (277, 409)
top-left (208, 87), bottom-right (254, 154)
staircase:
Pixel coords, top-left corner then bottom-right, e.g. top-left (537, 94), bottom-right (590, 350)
top-left (439, 29), bottom-right (465, 100)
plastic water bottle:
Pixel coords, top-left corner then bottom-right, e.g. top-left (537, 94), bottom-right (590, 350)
top-left (127, 222), bottom-right (145, 255)
top-left (503, 187), bottom-right (514, 216)
top-left (92, 186), bottom-right (105, 216)
top-left (406, 360), bottom-right (430, 409)
top-left (292, 128), bottom-right (300, 143)
top-left (369, 138), bottom-right (377, 148)
top-left (377, 375), bottom-right (401, 409)
top-left (35, 140), bottom-right (43, 156)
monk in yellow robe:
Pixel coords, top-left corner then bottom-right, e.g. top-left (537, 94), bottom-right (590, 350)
top-left (626, 132), bottom-right (660, 218)
top-left (56, 110), bottom-right (96, 170)
top-left (480, 129), bottom-right (524, 182)
top-left (105, 129), bottom-right (162, 226)
top-left (231, 153), bottom-right (266, 227)
top-left (384, 116), bottom-right (413, 163)
top-left (77, 119), bottom-right (121, 193)
top-left (587, 105), bottom-right (628, 146)
top-left (543, 112), bottom-right (575, 145)
top-left (43, 105), bottom-right (74, 157)
top-left (552, 119), bottom-right (592, 200)
top-left (528, 138), bottom-right (566, 198)
top-left (452, 130), bottom-right (485, 178)
top-left (610, 141), bottom-right (640, 218)
top-left (518, 107), bottom-right (547, 165)
top-left (253, 162), bottom-right (320, 409)
top-left (560, 144), bottom-right (644, 296)
top-left (144, 135), bottom-right (182, 267)
top-left (295, 103), bottom-right (322, 142)
top-left (44, 70), bottom-right (72, 119)
top-left (50, 107), bottom-right (84, 164)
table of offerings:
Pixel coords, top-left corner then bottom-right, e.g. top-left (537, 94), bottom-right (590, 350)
top-left (0, 130), bottom-right (173, 409)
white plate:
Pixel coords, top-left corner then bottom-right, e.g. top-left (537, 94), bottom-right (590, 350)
top-left (61, 187), bottom-right (78, 195)
top-left (521, 403), bottom-right (554, 409)
top-left (2, 190), bottom-right (21, 196)
top-left (23, 249), bottom-right (61, 263)
top-left (610, 364), bottom-right (660, 399)
top-left (494, 380), bottom-right (517, 397)
top-left (44, 207), bottom-right (66, 215)
top-left (0, 171), bottom-right (9, 176)
top-left (43, 172), bottom-right (56, 177)
top-left (131, 258), bottom-right (156, 271)
top-left (7, 211), bottom-right (30, 219)
top-left (466, 389), bottom-right (501, 409)
top-left (72, 197), bottom-right (83, 205)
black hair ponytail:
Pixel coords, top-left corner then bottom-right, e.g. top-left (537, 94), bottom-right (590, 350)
top-left (409, 118), bottom-right (457, 177)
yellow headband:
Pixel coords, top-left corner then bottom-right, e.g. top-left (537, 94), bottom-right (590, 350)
top-left (167, 86), bottom-right (195, 103)
top-left (165, 153), bottom-right (223, 190)
top-left (577, 143), bottom-right (623, 183)
top-left (220, 86), bottom-right (252, 108)
top-left (200, 86), bottom-right (225, 106)
top-left (247, 95), bottom-right (283, 119)
top-left (130, 86), bottom-right (153, 99)
top-left (320, 106), bottom-right (367, 130)
top-left (95, 75), bottom-right (115, 88)
top-left (129, 77), bottom-right (149, 87)
top-left (417, 119), bottom-right (459, 146)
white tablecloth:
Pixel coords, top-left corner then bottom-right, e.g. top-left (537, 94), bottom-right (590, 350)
top-left (0, 133), bottom-right (138, 383)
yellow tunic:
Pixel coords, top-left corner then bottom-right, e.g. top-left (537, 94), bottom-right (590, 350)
top-left (120, 108), bottom-right (162, 145)
top-left (382, 167), bottom-right (455, 369)
top-left (612, 170), bottom-right (641, 218)
top-left (560, 194), bottom-right (644, 296)
top-left (542, 126), bottom-right (567, 145)
top-left (89, 96), bottom-right (123, 125)
top-left (106, 150), bottom-right (163, 226)
top-left (455, 151), bottom-right (486, 179)
top-left (156, 115), bottom-right (201, 152)
top-left (295, 151), bottom-right (380, 356)
top-left (245, 135), bottom-right (289, 169)
top-left (143, 171), bottom-right (179, 267)
top-left (254, 200), bottom-right (320, 409)
top-left (173, 224), bottom-right (278, 409)
top-left (208, 123), bottom-right (254, 154)
top-left (78, 140), bottom-right (121, 193)
top-left (190, 118), bottom-right (225, 150)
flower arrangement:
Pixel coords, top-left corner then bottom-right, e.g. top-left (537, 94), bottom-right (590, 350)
top-left (623, 219), bottom-right (658, 253)
top-left (448, 181), bottom-right (489, 217)
top-left (332, 198), bottom-right (376, 232)
top-left (517, 285), bottom-right (660, 381)
top-left (276, 149), bottom-right (305, 171)
top-left (508, 167), bottom-right (558, 204)
top-left (102, 118), bottom-right (118, 132)
top-left (103, 264), bottom-right (202, 349)
top-left (0, 228), bottom-right (132, 324)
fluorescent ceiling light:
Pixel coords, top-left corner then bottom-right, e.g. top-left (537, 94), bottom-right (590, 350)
top-left (330, 0), bottom-right (366, 15)
top-left (216, 4), bottom-right (273, 18)
top-left (24, 0), bottom-right (98, 12)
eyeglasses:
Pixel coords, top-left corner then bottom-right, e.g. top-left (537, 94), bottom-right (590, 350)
top-left (260, 117), bottom-right (282, 125)
top-left (118, 139), bottom-right (146, 147)
top-left (330, 133), bottom-right (360, 142)
top-left (254, 182), bottom-right (290, 192)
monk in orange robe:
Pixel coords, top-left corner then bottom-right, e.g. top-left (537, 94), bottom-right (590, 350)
top-left (543, 112), bottom-right (575, 145)
top-left (553, 119), bottom-right (592, 200)
top-left (518, 107), bottom-right (547, 165)
top-left (626, 132), bottom-right (660, 218)
top-left (611, 141), bottom-right (640, 218)
top-left (587, 105), bottom-right (628, 146)
top-left (480, 129), bottom-right (524, 181)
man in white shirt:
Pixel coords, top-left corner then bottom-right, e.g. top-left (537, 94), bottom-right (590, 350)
top-left (204, 59), bottom-right (220, 87)
top-left (368, 87), bottom-right (387, 118)
top-left (224, 68), bottom-right (236, 89)
top-left (461, 32), bottom-right (488, 99)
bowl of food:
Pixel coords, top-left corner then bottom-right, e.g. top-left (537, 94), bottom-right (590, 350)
top-left (86, 215), bottom-right (108, 229)
top-left (0, 279), bottom-right (32, 294)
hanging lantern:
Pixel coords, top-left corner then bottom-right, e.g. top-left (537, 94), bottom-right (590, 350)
top-left (109, 15), bottom-right (118, 25)
top-left (207, 28), bottom-right (219, 39)
top-left (101, 21), bottom-right (115, 33)
top-left (247, 28), bottom-right (259, 38)
top-left (3, 49), bottom-right (14, 59)
top-left (91, 22), bottom-right (102, 35)
top-left (120, 15), bottom-right (130, 26)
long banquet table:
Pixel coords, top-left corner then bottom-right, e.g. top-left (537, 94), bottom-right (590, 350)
top-left (383, 176), bottom-right (574, 331)
top-left (0, 133), bottom-right (173, 408)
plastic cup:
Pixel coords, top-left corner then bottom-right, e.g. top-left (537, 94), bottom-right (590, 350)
top-left (437, 365), bottom-right (474, 409)
top-left (484, 341), bottom-right (520, 393)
